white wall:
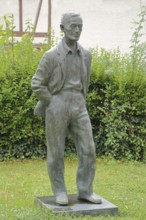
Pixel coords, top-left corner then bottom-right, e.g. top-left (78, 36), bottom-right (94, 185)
top-left (52, 0), bottom-right (146, 52)
top-left (0, 0), bottom-right (146, 52)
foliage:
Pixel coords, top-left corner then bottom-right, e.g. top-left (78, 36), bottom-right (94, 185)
top-left (87, 47), bottom-right (146, 161)
top-left (0, 11), bottom-right (146, 161)
top-left (86, 7), bottom-right (146, 161)
top-left (0, 15), bottom-right (52, 160)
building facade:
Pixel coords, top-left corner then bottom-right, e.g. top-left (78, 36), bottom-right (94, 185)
top-left (0, 0), bottom-right (146, 52)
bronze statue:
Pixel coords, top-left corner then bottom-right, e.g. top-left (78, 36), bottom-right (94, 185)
top-left (31, 13), bottom-right (102, 206)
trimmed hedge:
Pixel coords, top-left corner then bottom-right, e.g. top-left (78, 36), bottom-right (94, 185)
top-left (87, 48), bottom-right (146, 161)
top-left (0, 13), bottom-right (146, 161)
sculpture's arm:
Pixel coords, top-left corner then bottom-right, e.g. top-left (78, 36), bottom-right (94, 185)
top-left (31, 52), bottom-right (52, 105)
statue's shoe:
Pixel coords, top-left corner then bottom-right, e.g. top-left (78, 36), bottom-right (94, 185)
top-left (56, 192), bottom-right (68, 205)
top-left (78, 192), bottom-right (102, 204)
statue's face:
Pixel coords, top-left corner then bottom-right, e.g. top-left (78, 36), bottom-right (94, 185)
top-left (63, 16), bottom-right (83, 41)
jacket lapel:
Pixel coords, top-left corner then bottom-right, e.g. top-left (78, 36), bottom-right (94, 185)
top-left (57, 41), bottom-right (67, 80)
top-left (79, 45), bottom-right (88, 96)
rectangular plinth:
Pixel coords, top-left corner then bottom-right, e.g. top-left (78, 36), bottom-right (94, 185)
top-left (34, 194), bottom-right (118, 216)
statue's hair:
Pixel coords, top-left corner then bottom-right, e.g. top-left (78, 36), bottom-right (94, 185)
top-left (60, 13), bottom-right (82, 26)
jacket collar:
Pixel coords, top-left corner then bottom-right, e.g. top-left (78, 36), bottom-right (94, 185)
top-left (57, 38), bottom-right (84, 60)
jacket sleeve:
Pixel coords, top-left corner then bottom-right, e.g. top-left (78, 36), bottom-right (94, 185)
top-left (31, 52), bottom-right (52, 105)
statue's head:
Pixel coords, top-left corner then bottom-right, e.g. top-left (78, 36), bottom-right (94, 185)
top-left (60, 13), bottom-right (83, 42)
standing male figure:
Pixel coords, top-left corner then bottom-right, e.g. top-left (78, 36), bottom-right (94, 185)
top-left (31, 13), bottom-right (101, 205)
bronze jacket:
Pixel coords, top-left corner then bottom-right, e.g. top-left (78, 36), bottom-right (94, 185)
top-left (31, 39), bottom-right (92, 117)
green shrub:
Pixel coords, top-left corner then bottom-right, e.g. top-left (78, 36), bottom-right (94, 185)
top-left (87, 48), bottom-right (146, 161)
top-left (0, 11), bottom-right (146, 161)
top-left (86, 7), bottom-right (146, 161)
top-left (0, 15), bottom-right (50, 160)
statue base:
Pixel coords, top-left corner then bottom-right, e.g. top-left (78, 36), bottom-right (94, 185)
top-left (34, 194), bottom-right (118, 216)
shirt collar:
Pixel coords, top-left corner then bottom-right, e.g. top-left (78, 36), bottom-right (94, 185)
top-left (62, 38), bottom-right (81, 55)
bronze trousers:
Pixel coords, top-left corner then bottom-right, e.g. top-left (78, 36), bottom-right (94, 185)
top-left (45, 90), bottom-right (96, 197)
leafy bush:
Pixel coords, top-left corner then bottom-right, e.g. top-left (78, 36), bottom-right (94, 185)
top-left (0, 15), bottom-right (51, 160)
top-left (87, 7), bottom-right (146, 161)
top-left (0, 10), bottom-right (146, 161)
top-left (87, 48), bottom-right (146, 161)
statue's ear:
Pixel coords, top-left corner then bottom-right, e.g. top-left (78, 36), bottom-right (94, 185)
top-left (60, 24), bottom-right (64, 31)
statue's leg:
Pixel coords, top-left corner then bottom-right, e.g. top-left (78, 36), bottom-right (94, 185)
top-left (71, 107), bottom-right (96, 197)
top-left (45, 95), bottom-right (68, 197)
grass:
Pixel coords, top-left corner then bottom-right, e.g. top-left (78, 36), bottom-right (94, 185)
top-left (0, 157), bottom-right (146, 220)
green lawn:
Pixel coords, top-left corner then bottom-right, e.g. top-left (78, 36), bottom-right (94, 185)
top-left (0, 158), bottom-right (146, 220)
